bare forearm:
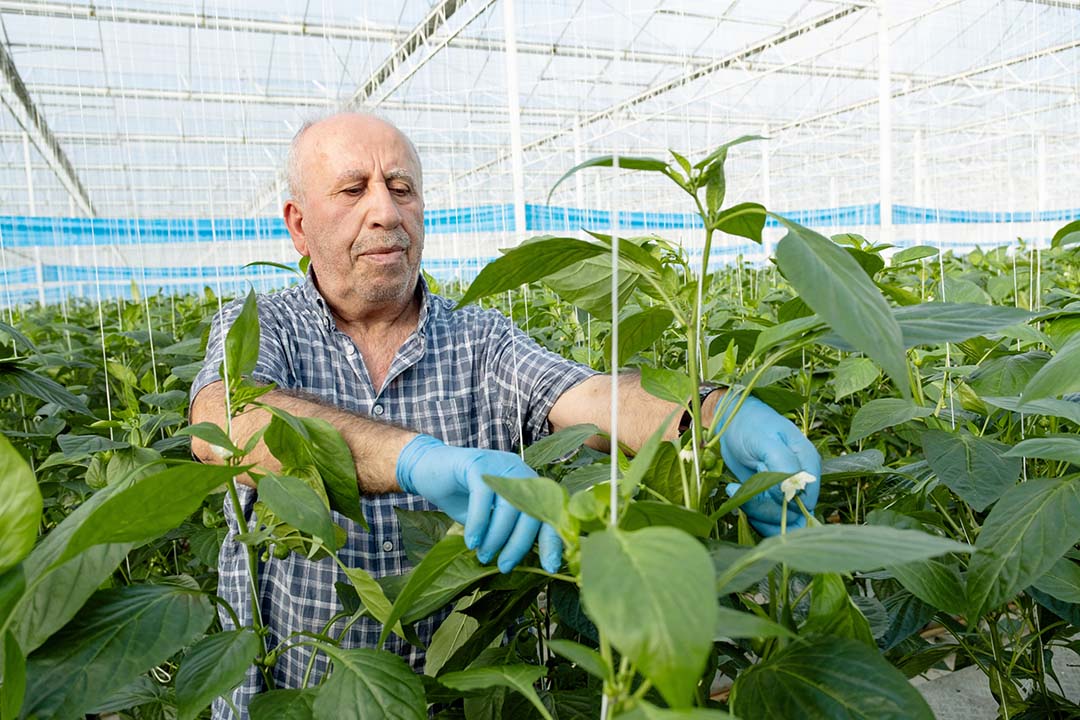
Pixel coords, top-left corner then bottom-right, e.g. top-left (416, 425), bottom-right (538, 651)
top-left (549, 373), bottom-right (722, 453)
top-left (189, 381), bottom-right (413, 493)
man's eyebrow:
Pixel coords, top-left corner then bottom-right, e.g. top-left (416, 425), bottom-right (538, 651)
top-left (385, 169), bottom-right (417, 184)
top-left (333, 169), bottom-right (369, 186)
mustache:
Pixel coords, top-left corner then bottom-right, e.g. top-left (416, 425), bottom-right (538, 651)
top-left (351, 229), bottom-right (411, 257)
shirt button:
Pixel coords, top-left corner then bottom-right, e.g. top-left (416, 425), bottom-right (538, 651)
top-left (372, 404), bottom-right (384, 416)
top-left (382, 540), bottom-right (394, 552)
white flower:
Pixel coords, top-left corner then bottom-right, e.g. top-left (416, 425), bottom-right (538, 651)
top-left (781, 471), bottom-right (817, 504)
top-left (678, 448), bottom-right (695, 463)
top-left (209, 444), bottom-right (233, 460)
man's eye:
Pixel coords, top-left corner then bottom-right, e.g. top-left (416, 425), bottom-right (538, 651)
top-left (391, 185), bottom-right (412, 196)
top-left (343, 187), bottom-right (364, 196)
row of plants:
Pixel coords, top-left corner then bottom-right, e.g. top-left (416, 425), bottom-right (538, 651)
top-left (0, 140), bottom-right (1078, 719)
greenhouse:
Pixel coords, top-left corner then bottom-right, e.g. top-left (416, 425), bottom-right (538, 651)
top-left (1, 1), bottom-right (1078, 719)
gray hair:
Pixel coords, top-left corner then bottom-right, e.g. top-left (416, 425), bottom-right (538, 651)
top-left (284, 111), bottom-right (422, 204)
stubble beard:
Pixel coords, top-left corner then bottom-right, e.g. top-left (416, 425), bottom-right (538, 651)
top-left (349, 227), bottom-right (423, 304)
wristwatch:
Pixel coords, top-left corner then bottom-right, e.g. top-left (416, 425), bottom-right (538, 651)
top-left (678, 385), bottom-right (719, 435)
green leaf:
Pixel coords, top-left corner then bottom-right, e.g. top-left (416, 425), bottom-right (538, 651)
top-left (1051, 219), bottom-right (1080, 248)
top-left (846, 247), bottom-right (885, 278)
top-left (730, 636), bottom-right (934, 720)
top-left (249, 689), bottom-right (317, 719)
top-left (708, 472), bottom-right (788, 523)
top-left (641, 442), bottom-right (685, 505)
top-left (891, 246), bottom-right (939, 264)
top-left (580, 527), bottom-right (716, 708)
top-left (711, 541), bottom-right (777, 595)
top-left (0, 435), bottom-right (40, 576)
top-left (714, 606), bottom-right (794, 640)
top-left (1004, 436), bottom-right (1080, 466)
top-left (1032, 556), bottom-right (1080, 604)
top-left (524, 424), bottom-right (600, 467)
top-left (693, 135), bottom-right (763, 170)
top-left (967, 478), bottom-right (1080, 618)
top-left (618, 703), bottom-right (736, 720)
top-left (297, 417), bottom-right (367, 529)
top-left (175, 629), bottom-right (262, 720)
top-left (379, 535), bottom-right (476, 647)
top-left (225, 290), bottom-right (261, 384)
top-left (341, 564), bottom-right (401, 634)
top-left (482, 475), bottom-right (570, 536)
top-left (620, 408), bottom-right (680, 499)
top-left (773, 215), bottom-right (910, 398)
top-left (703, 155), bottom-right (727, 216)
top-left (893, 303), bottom-right (1035, 347)
top-left (244, 259), bottom-right (303, 277)
top-left (424, 611), bottom-right (479, 676)
top-left (887, 558), bottom-right (967, 617)
top-left (546, 639), bottom-right (611, 681)
top-left (2, 630), bottom-right (26, 720)
top-left (848, 399), bottom-right (933, 444)
top-left (394, 509), bottom-right (454, 564)
top-left (175, 422), bottom-right (243, 457)
top-left (969, 351), bottom-right (1050, 397)
top-left (56, 432), bottom-right (129, 458)
top-left (1021, 332), bottom-right (1080, 403)
top-left (715, 202), bottom-right (766, 243)
top-left (0, 321), bottom-right (35, 353)
top-left (548, 155), bottom-right (671, 201)
top-left (52, 462), bottom-right (242, 570)
top-left (941, 277), bottom-right (991, 304)
top-left (982, 395), bottom-right (1080, 425)
top-left (640, 366), bottom-right (693, 405)
top-left (313, 646), bottom-right (426, 720)
top-left (542, 253), bottom-right (641, 322)
top-left (921, 430), bottom-right (1022, 512)
top-left (605, 306), bottom-right (674, 368)
top-left (0, 365), bottom-right (92, 416)
top-left (752, 316), bottom-right (823, 358)
top-left (258, 473), bottom-right (339, 552)
top-left (439, 665), bottom-right (552, 720)
top-left (821, 449), bottom-right (885, 477)
top-left (830, 357), bottom-right (880, 401)
top-left (21, 584), bottom-right (215, 720)
top-left (458, 237), bottom-right (607, 308)
top-left (715, 526), bottom-right (970, 590)
top-left (801, 573), bottom-right (875, 646)
top-left (620, 501), bottom-right (712, 539)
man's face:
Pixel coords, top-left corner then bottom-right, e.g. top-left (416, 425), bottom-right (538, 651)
top-left (287, 115), bottom-right (425, 313)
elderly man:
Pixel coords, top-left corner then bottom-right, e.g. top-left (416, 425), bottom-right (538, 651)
top-left (189, 112), bottom-right (819, 718)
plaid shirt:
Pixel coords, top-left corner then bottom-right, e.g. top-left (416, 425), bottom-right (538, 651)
top-left (191, 273), bottom-right (595, 719)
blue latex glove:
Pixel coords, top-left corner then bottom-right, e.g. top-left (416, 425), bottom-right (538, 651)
top-left (396, 434), bottom-right (562, 573)
top-left (716, 394), bottom-right (821, 537)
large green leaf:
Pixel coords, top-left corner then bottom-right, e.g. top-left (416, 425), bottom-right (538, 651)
top-left (715, 526), bottom-right (970, 590)
top-left (1021, 332), bottom-right (1080, 403)
top-left (711, 541), bottom-right (776, 595)
top-left (175, 629), bottom-right (262, 720)
top-left (439, 665), bottom-right (552, 720)
top-left (715, 202), bottom-right (767, 243)
top-left (580, 527), bottom-right (716, 708)
top-left (969, 351), bottom-right (1050, 397)
top-left (640, 366), bottom-right (693, 405)
top-left (752, 316), bottom-right (823, 358)
top-left (297, 417), bottom-right (366, 528)
top-left (257, 473), bottom-right (339, 552)
top-left (982, 395), bottom-right (1080, 425)
top-left (548, 155), bottom-right (671, 201)
top-left (249, 689), bottom-right (317, 719)
top-left (457, 237), bottom-right (607, 307)
top-left (1004, 436), bottom-right (1080, 466)
top-left (618, 704), bottom-right (735, 719)
top-left (21, 584), bottom-right (215, 719)
top-left (0, 435), bottom-right (40, 576)
top-left (224, 290), bottom-right (260, 384)
top-left (889, 558), bottom-right (967, 617)
top-left (1032, 556), bottom-right (1080, 604)
top-left (967, 478), bottom-right (1080, 618)
top-left (708, 472), bottom-right (788, 523)
top-left (424, 611), bottom-right (479, 676)
top-left (546, 639), bottom-right (611, 681)
top-left (730, 636), bottom-right (934, 720)
top-left (0, 365), bottom-right (92, 416)
top-left (714, 606), bottom-right (794, 640)
top-left (801, 573), bottom-right (875, 646)
top-left (482, 475), bottom-right (570, 536)
top-left (830, 357), bottom-right (880, 401)
top-left (2, 630), bottom-right (25, 720)
top-left (773, 216), bottom-right (909, 397)
top-left (641, 442), bottom-right (684, 505)
top-left (340, 565), bottom-right (405, 640)
top-left (848, 399), bottom-right (933, 444)
top-left (1051, 219), bottom-right (1080, 248)
top-left (891, 246), bottom-right (939, 264)
top-left (605, 306), bottom-right (674, 368)
top-left (892, 303), bottom-right (1034, 346)
top-left (921, 430), bottom-right (1021, 512)
top-left (394, 509), bottom-right (453, 564)
top-left (620, 501), bottom-right (712, 538)
top-left (52, 462), bottom-right (243, 569)
top-left (524, 424), bottom-right (600, 467)
top-left (313, 647), bottom-right (426, 720)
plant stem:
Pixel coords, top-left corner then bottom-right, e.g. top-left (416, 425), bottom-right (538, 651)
top-left (225, 476), bottom-right (274, 689)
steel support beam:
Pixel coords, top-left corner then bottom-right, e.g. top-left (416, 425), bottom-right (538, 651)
top-left (0, 40), bottom-right (94, 215)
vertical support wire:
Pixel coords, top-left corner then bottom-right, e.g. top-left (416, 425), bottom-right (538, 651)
top-left (609, 152), bottom-right (620, 529)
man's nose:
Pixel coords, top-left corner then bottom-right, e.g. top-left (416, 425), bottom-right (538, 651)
top-left (366, 183), bottom-right (402, 230)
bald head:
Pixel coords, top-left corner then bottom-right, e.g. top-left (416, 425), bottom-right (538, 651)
top-left (285, 112), bottom-right (422, 204)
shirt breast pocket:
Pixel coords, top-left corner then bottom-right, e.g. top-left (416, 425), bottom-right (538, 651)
top-left (409, 397), bottom-right (477, 447)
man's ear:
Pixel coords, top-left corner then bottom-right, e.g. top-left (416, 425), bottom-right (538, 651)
top-left (284, 200), bottom-right (309, 256)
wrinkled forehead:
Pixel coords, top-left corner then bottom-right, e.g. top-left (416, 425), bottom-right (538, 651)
top-left (301, 115), bottom-right (422, 188)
